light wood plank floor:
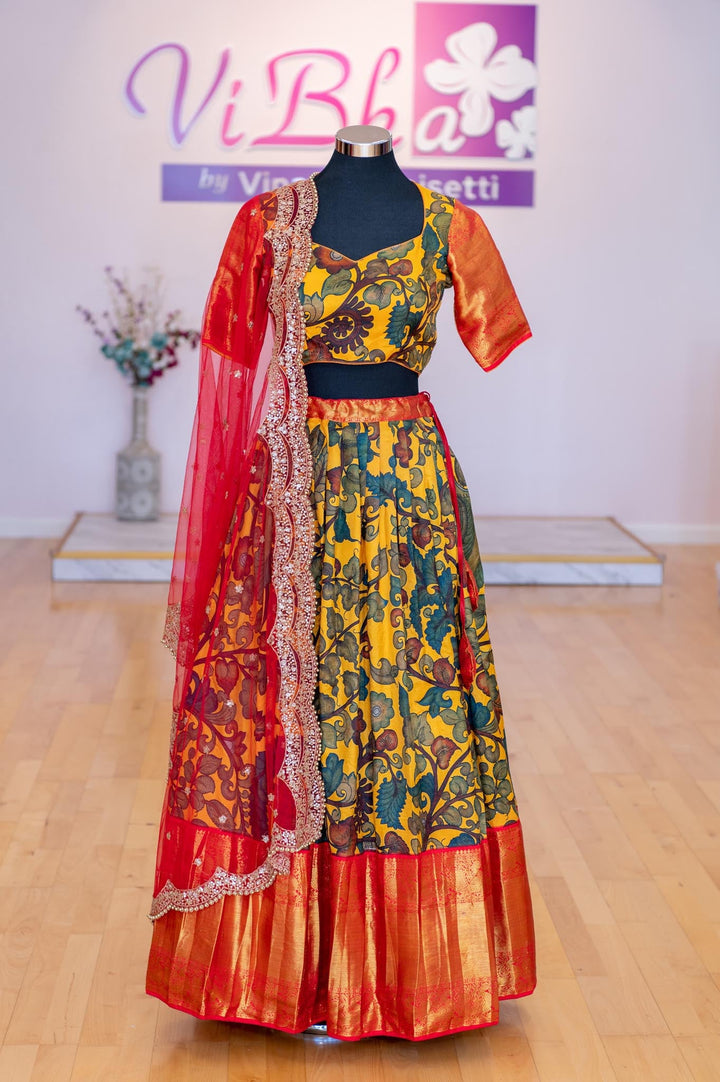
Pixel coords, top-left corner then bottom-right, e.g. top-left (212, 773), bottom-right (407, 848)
top-left (1, 538), bottom-right (719, 1082)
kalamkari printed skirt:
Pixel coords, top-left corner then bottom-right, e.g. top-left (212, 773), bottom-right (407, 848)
top-left (146, 391), bottom-right (536, 1041)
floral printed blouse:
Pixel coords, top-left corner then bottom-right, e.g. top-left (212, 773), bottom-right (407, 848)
top-left (300, 183), bottom-right (530, 375)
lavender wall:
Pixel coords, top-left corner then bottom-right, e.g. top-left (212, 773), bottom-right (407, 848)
top-left (1, 0), bottom-right (719, 541)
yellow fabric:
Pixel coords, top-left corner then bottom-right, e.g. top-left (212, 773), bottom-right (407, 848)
top-left (301, 185), bottom-right (452, 372)
top-left (306, 395), bottom-right (520, 857)
top-left (300, 183), bottom-right (531, 374)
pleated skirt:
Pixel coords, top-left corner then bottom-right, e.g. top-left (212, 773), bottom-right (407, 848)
top-left (146, 391), bottom-right (536, 1040)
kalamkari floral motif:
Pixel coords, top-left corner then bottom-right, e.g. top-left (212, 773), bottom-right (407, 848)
top-left (307, 398), bottom-right (519, 856)
top-left (163, 398), bottom-right (520, 861)
top-left (300, 185), bottom-right (453, 374)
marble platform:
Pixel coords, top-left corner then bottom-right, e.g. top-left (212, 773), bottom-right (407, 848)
top-left (476, 516), bottom-right (664, 585)
top-left (51, 512), bottom-right (664, 586)
top-left (51, 512), bottom-right (176, 581)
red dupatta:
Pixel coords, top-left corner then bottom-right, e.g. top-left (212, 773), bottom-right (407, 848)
top-left (149, 177), bottom-right (324, 920)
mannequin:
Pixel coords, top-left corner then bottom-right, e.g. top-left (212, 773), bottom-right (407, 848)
top-left (306, 125), bottom-right (422, 399)
top-left (145, 127), bottom-right (537, 1040)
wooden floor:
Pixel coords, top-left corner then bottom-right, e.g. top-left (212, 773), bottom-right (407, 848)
top-left (1, 538), bottom-right (720, 1081)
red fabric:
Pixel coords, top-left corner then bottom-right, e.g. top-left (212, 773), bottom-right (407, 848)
top-left (447, 201), bottom-right (532, 371)
top-left (163, 192), bottom-right (274, 692)
top-left (146, 821), bottom-right (536, 1041)
top-left (154, 180), bottom-right (326, 914)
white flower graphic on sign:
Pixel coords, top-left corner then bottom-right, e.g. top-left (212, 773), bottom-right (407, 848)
top-left (496, 105), bottom-right (537, 159)
top-left (424, 22), bottom-right (537, 139)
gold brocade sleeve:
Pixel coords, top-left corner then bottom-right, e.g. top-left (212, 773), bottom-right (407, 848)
top-left (447, 201), bottom-right (532, 371)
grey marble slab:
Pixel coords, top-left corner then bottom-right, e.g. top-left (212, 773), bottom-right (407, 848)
top-left (483, 560), bottom-right (663, 586)
top-left (52, 512), bottom-right (663, 585)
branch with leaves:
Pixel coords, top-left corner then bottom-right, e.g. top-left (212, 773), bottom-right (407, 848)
top-left (76, 266), bottom-right (200, 387)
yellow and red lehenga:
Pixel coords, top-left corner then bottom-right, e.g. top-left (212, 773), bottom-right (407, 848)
top-left (145, 178), bottom-right (536, 1040)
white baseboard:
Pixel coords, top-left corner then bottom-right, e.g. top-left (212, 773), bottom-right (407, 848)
top-left (0, 517), bottom-right (73, 539)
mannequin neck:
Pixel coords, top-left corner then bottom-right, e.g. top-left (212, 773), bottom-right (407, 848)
top-left (314, 148), bottom-right (406, 188)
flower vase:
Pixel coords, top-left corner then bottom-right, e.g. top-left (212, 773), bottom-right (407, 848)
top-left (116, 384), bottom-right (161, 521)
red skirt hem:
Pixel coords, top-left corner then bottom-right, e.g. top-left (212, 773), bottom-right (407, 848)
top-left (146, 981), bottom-right (538, 1041)
top-left (146, 822), bottom-right (536, 1041)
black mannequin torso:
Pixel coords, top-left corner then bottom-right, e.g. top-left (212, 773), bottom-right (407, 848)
top-left (306, 138), bottom-right (423, 399)
top-left (312, 149), bottom-right (424, 260)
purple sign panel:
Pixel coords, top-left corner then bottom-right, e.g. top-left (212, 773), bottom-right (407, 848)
top-left (125, 3), bottom-right (539, 206)
top-left (413, 3), bottom-right (537, 161)
top-left (162, 163), bottom-right (534, 207)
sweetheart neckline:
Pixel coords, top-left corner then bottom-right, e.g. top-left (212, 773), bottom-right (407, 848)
top-left (308, 182), bottom-right (430, 266)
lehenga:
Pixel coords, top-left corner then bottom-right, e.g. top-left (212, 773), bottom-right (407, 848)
top-left (145, 178), bottom-right (537, 1040)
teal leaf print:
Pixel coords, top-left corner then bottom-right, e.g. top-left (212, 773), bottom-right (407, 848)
top-left (320, 268), bottom-right (354, 298)
top-left (449, 832), bottom-right (478, 847)
top-left (321, 721), bottom-right (338, 749)
top-left (424, 593), bottom-right (453, 653)
top-left (386, 302), bottom-right (409, 347)
top-left (376, 239), bottom-right (415, 260)
top-left (377, 774), bottom-right (407, 828)
top-left (467, 697), bottom-right (492, 734)
top-left (418, 685), bottom-right (453, 716)
top-left (366, 591), bottom-right (388, 621)
top-left (440, 805), bottom-right (462, 828)
top-left (449, 774), bottom-right (468, 797)
top-left (341, 553), bottom-right (360, 582)
top-left (409, 772), bottom-right (435, 806)
top-left (433, 211), bottom-right (452, 244)
top-left (341, 669), bottom-right (360, 697)
top-left (398, 681), bottom-right (410, 720)
top-left (334, 509), bottom-right (353, 542)
top-left (363, 280), bottom-right (401, 309)
top-left (406, 309), bottom-right (423, 333)
top-left (367, 471), bottom-right (397, 503)
top-left (402, 711), bottom-right (435, 746)
top-left (322, 752), bottom-right (343, 795)
top-left (421, 222), bottom-right (440, 279)
top-left (318, 692), bottom-right (337, 717)
top-left (337, 630), bottom-right (359, 662)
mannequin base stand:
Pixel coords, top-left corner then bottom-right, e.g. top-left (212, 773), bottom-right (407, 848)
top-left (302, 1022), bottom-right (328, 1036)
top-left (301, 1022), bottom-right (348, 1041)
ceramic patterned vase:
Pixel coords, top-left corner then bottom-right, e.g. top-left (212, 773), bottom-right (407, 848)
top-left (116, 384), bottom-right (161, 520)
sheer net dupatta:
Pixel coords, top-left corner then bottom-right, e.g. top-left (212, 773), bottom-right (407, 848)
top-left (150, 178), bottom-right (325, 921)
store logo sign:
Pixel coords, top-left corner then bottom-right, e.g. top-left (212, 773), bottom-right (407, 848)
top-left (122, 2), bottom-right (538, 205)
top-left (413, 3), bottom-right (537, 160)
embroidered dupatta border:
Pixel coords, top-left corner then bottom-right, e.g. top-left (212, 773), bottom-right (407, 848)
top-left (149, 178), bottom-right (323, 919)
top-left (259, 178), bottom-right (325, 859)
